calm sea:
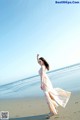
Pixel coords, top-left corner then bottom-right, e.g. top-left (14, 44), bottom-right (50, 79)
top-left (0, 63), bottom-right (80, 99)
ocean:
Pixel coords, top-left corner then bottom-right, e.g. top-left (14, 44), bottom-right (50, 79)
top-left (0, 63), bottom-right (80, 99)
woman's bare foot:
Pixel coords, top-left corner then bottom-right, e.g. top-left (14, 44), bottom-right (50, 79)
top-left (46, 112), bottom-right (54, 119)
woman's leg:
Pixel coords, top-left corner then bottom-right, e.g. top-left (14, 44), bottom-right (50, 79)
top-left (44, 91), bottom-right (58, 115)
top-left (49, 91), bottom-right (59, 108)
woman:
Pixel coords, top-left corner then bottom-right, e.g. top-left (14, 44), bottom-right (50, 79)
top-left (37, 54), bottom-right (71, 119)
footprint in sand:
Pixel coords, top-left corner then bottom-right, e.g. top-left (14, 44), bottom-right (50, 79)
top-left (74, 112), bottom-right (76, 114)
top-left (75, 101), bottom-right (78, 104)
top-left (74, 111), bottom-right (80, 114)
top-left (54, 116), bottom-right (59, 119)
top-left (15, 115), bottom-right (20, 117)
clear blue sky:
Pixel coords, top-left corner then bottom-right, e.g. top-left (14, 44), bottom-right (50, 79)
top-left (0, 0), bottom-right (80, 85)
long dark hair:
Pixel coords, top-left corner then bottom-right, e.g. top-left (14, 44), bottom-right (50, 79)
top-left (39, 57), bottom-right (49, 70)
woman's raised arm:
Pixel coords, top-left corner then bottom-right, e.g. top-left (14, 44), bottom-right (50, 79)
top-left (37, 54), bottom-right (39, 62)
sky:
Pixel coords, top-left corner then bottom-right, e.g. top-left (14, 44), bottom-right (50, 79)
top-left (0, 0), bottom-right (80, 85)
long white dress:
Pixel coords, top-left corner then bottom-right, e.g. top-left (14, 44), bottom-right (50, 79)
top-left (39, 65), bottom-right (71, 115)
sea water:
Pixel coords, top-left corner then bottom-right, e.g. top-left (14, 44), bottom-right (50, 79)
top-left (0, 64), bottom-right (80, 99)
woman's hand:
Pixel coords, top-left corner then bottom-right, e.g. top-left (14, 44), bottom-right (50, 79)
top-left (41, 83), bottom-right (45, 90)
top-left (41, 85), bottom-right (43, 90)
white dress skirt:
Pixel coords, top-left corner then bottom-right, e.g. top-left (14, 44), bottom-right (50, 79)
top-left (39, 66), bottom-right (71, 115)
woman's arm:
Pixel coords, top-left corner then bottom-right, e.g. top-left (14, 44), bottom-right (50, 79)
top-left (41, 66), bottom-right (44, 83)
top-left (37, 54), bottom-right (39, 63)
top-left (41, 66), bottom-right (44, 90)
top-left (40, 66), bottom-right (45, 90)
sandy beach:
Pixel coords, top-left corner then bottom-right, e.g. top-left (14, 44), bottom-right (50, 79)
top-left (0, 90), bottom-right (79, 120)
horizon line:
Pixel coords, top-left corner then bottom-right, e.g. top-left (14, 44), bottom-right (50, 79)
top-left (0, 62), bottom-right (80, 87)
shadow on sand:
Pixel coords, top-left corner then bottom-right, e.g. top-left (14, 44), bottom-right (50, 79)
top-left (9, 114), bottom-right (48, 120)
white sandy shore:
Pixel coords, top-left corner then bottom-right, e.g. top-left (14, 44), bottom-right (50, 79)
top-left (0, 91), bottom-right (80, 120)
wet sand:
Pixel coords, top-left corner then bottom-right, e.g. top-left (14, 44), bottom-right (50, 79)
top-left (0, 91), bottom-right (80, 120)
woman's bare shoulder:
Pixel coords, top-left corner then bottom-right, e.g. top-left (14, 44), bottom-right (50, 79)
top-left (41, 65), bottom-right (46, 70)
